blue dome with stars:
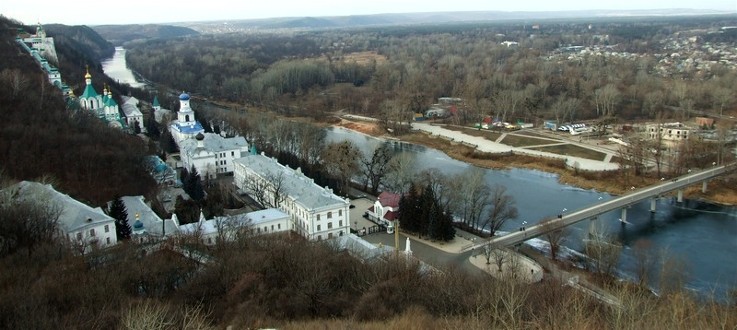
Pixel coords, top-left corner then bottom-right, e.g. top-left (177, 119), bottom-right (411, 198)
top-left (179, 92), bottom-right (190, 101)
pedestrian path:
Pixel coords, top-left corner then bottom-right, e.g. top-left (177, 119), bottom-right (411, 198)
top-left (412, 122), bottom-right (619, 171)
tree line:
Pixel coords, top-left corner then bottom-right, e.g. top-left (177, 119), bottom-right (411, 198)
top-left (123, 17), bottom-right (737, 130)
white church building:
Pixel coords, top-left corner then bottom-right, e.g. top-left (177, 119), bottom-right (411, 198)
top-left (169, 92), bottom-right (204, 144)
top-left (179, 133), bottom-right (249, 179)
top-left (78, 69), bottom-right (126, 128)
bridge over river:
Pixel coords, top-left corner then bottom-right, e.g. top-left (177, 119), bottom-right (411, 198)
top-left (464, 163), bottom-right (737, 251)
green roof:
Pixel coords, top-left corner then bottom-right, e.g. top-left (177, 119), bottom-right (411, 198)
top-left (105, 95), bottom-right (117, 107)
top-left (80, 84), bottom-right (98, 99)
top-left (153, 95), bottom-right (160, 107)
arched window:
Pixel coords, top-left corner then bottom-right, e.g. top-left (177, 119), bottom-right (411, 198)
top-left (185, 115), bottom-right (190, 122)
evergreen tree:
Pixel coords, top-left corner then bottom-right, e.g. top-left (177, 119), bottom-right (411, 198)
top-left (437, 207), bottom-right (456, 241)
top-left (398, 184), bottom-right (419, 232)
top-left (186, 165), bottom-right (205, 201)
top-left (133, 121), bottom-right (141, 134)
top-left (197, 111), bottom-right (213, 133)
top-left (418, 184), bottom-right (435, 237)
top-left (108, 196), bottom-right (132, 240)
top-left (180, 166), bottom-right (190, 192)
top-left (174, 195), bottom-right (199, 225)
top-left (145, 111), bottom-right (160, 139)
top-left (159, 129), bottom-right (178, 153)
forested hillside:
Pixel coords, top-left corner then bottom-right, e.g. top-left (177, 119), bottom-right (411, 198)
top-left (0, 17), bottom-right (155, 205)
top-left (92, 24), bottom-right (199, 45)
top-left (46, 23), bottom-right (115, 62)
top-left (126, 16), bottom-right (737, 125)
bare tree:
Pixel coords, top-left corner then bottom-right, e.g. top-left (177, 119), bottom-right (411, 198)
top-left (267, 172), bottom-right (288, 209)
top-left (0, 182), bottom-right (62, 257)
top-left (244, 171), bottom-right (286, 209)
top-left (455, 167), bottom-right (491, 232)
top-left (361, 144), bottom-right (393, 195)
top-left (321, 140), bottom-right (361, 194)
top-left (632, 239), bottom-right (658, 287)
top-left (594, 84), bottom-right (621, 116)
top-left (384, 152), bottom-right (417, 194)
top-left (483, 243), bottom-right (508, 273)
top-left (584, 221), bottom-right (622, 275)
top-left (0, 69), bottom-right (28, 100)
top-left (540, 218), bottom-right (566, 261)
top-left (416, 168), bottom-right (456, 213)
top-left (244, 177), bottom-right (268, 208)
top-left (481, 185), bottom-right (519, 237)
top-left (712, 87), bottom-right (734, 116)
top-left (617, 137), bottom-right (649, 177)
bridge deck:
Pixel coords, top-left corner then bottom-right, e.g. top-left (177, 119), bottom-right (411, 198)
top-left (465, 163), bottom-right (736, 250)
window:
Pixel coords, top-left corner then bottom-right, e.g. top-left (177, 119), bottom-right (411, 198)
top-left (317, 214), bottom-right (321, 221)
top-left (328, 233), bottom-right (333, 239)
top-left (77, 232), bottom-right (83, 240)
top-left (104, 224), bottom-right (109, 233)
top-left (339, 210), bottom-right (342, 216)
top-left (317, 235), bottom-right (322, 241)
top-left (106, 237), bottom-right (111, 245)
top-left (264, 226), bottom-right (268, 233)
top-left (327, 212), bottom-right (332, 219)
top-left (328, 222), bottom-right (333, 229)
top-left (271, 225), bottom-right (274, 231)
top-left (90, 229), bottom-right (95, 237)
top-left (231, 151), bottom-right (235, 156)
top-left (339, 220), bottom-right (342, 227)
top-left (317, 224), bottom-right (321, 231)
top-left (278, 223), bottom-right (281, 230)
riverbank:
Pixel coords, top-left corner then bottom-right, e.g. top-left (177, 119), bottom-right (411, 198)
top-left (335, 117), bottom-right (737, 205)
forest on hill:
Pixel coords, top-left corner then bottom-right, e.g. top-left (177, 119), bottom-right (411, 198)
top-left (0, 16), bottom-right (155, 205)
top-left (125, 15), bottom-right (737, 127)
top-left (91, 24), bottom-right (199, 45)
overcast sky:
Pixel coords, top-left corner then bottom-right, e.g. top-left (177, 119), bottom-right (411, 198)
top-left (2, 0), bottom-right (735, 25)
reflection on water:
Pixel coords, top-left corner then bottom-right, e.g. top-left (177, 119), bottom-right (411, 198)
top-left (326, 126), bottom-right (737, 300)
top-left (101, 47), bottom-right (146, 88)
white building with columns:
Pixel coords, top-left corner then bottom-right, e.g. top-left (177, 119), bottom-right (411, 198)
top-left (234, 153), bottom-right (351, 241)
top-left (179, 133), bottom-right (249, 179)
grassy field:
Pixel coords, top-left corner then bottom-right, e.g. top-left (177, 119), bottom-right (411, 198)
top-left (498, 134), bottom-right (553, 147)
top-left (443, 125), bottom-right (503, 141)
top-left (529, 144), bottom-right (608, 161)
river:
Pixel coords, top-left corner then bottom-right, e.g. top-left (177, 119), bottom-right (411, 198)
top-left (326, 126), bottom-right (737, 301)
top-left (101, 47), bottom-right (147, 88)
top-left (107, 47), bottom-right (737, 301)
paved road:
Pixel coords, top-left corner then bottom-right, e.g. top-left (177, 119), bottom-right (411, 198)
top-left (361, 232), bottom-right (484, 275)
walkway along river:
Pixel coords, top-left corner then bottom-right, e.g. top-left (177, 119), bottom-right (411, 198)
top-left (105, 48), bottom-right (737, 301)
top-left (325, 126), bottom-right (737, 301)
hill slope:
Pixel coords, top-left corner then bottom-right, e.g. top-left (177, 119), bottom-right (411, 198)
top-left (0, 17), bottom-right (155, 205)
top-left (92, 24), bottom-right (199, 45)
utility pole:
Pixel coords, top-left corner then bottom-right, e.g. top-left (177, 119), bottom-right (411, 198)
top-left (394, 219), bottom-right (400, 254)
